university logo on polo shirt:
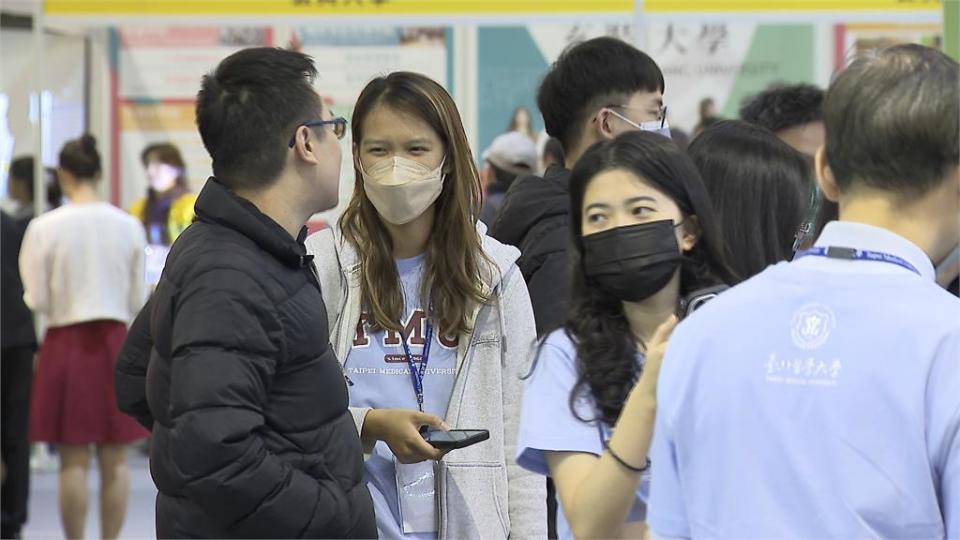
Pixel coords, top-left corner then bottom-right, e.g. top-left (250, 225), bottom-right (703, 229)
top-left (765, 303), bottom-right (842, 388)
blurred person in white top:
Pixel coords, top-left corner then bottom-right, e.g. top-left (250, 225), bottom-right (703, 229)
top-left (20, 138), bottom-right (146, 328)
top-left (19, 134), bottom-right (148, 540)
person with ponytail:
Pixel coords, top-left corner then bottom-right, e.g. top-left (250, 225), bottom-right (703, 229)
top-left (515, 130), bottom-right (734, 539)
top-left (307, 71), bottom-right (545, 539)
top-left (19, 134), bottom-right (148, 539)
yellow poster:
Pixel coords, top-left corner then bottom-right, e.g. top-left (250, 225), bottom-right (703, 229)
top-left (645, 0), bottom-right (940, 12)
top-left (45, 0), bottom-right (633, 16)
top-left (46, 0), bottom-right (939, 16)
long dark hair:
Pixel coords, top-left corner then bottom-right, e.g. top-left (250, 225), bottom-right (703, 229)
top-left (689, 120), bottom-right (814, 280)
top-left (507, 106), bottom-right (536, 141)
top-left (339, 72), bottom-right (489, 337)
top-left (565, 131), bottom-right (734, 426)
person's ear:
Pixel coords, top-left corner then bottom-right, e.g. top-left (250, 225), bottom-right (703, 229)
top-left (293, 126), bottom-right (321, 166)
top-left (815, 145), bottom-right (839, 203)
top-left (680, 215), bottom-right (701, 252)
top-left (597, 109), bottom-right (616, 141)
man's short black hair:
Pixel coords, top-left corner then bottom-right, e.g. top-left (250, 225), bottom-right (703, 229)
top-left (196, 47), bottom-right (322, 190)
top-left (537, 37), bottom-right (664, 152)
top-left (9, 156), bottom-right (34, 200)
top-left (823, 44), bottom-right (959, 198)
top-left (739, 83), bottom-right (824, 133)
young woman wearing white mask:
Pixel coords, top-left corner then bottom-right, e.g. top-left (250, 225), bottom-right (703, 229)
top-left (306, 72), bottom-right (545, 539)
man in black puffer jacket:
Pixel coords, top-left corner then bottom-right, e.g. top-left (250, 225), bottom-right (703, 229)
top-left (115, 48), bottom-right (375, 538)
top-left (489, 165), bottom-right (571, 337)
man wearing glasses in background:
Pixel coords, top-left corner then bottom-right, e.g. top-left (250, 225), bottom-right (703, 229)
top-left (114, 48), bottom-right (376, 538)
top-left (491, 36), bottom-right (669, 339)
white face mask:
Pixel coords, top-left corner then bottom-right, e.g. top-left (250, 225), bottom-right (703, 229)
top-left (147, 163), bottom-right (181, 192)
top-left (360, 156), bottom-right (445, 225)
top-left (607, 109), bottom-right (673, 139)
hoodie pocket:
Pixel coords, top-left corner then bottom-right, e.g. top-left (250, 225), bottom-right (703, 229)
top-left (440, 462), bottom-right (509, 540)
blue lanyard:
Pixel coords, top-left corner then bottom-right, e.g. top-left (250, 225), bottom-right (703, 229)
top-left (400, 316), bottom-right (434, 412)
top-left (795, 246), bottom-right (920, 276)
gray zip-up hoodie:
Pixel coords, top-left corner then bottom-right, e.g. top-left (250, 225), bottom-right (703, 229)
top-left (306, 224), bottom-right (546, 540)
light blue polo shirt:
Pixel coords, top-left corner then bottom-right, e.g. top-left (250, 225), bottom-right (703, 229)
top-left (648, 222), bottom-right (960, 539)
top-left (516, 330), bottom-right (650, 540)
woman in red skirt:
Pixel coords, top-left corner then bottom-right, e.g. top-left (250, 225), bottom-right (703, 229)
top-left (19, 135), bottom-right (149, 540)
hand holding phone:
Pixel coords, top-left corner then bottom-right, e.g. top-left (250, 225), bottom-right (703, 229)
top-left (365, 409), bottom-right (447, 464)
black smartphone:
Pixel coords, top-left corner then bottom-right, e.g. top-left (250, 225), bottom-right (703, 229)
top-left (678, 285), bottom-right (729, 320)
top-left (420, 429), bottom-right (490, 451)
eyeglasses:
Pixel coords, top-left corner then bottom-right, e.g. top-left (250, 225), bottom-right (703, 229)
top-left (607, 104), bottom-right (669, 130)
top-left (288, 117), bottom-right (348, 147)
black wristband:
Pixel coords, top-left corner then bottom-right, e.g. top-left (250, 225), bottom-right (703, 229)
top-left (603, 441), bottom-right (651, 473)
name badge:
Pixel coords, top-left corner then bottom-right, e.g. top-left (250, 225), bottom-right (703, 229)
top-left (396, 459), bottom-right (438, 534)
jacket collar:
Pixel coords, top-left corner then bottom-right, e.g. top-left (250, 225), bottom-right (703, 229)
top-left (489, 166), bottom-right (570, 248)
top-left (194, 178), bottom-right (313, 269)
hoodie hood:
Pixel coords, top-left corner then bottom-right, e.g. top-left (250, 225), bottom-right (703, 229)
top-left (488, 166), bottom-right (570, 248)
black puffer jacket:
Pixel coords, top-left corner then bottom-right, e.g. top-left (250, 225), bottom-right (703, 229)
top-left (489, 166), bottom-right (571, 337)
top-left (115, 179), bottom-right (376, 539)
top-left (1, 211), bottom-right (36, 350)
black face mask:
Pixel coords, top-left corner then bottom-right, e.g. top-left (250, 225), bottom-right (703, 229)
top-left (582, 219), bottom-right (683, 302)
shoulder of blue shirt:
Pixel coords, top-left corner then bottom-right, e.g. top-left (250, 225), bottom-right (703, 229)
top-left (531, 329), bottom-right (577, 375)
top-left (674, 260), bottom-right (960, 340)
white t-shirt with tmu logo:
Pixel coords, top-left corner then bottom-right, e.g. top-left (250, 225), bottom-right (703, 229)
top-left (344, 253), bottom-right (459, 539)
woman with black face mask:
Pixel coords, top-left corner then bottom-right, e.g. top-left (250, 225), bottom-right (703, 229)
top-left (515, 131), bottom-right (735, 539)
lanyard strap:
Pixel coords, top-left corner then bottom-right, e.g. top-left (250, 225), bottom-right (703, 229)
top-left (795, 246), bottom-right (920, 276)
top-left (400, 315), bottom-right (434, 413)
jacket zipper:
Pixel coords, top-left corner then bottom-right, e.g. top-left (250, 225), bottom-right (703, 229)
top-left (437, 464), bottom-right (447, 539)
